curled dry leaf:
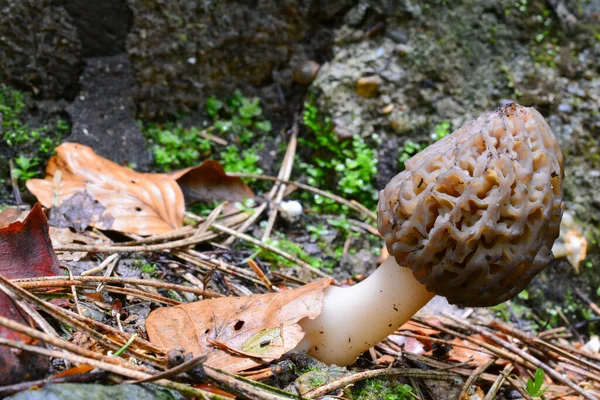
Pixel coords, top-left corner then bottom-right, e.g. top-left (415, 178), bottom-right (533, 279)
top-left (27, 143), bottom-right (184, 235)
top-left (0, 204), bottom-right (62, 384)
top-left (169, 160), bottom-right (254, 204)
top-left (146, 278), bottom-right (333, 372)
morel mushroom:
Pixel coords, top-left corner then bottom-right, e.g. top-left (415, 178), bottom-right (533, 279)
top-left (297, 103), bottom-right (564, 365)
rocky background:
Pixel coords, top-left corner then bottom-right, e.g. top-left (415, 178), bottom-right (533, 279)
top-left (1, 0), bottom-right (599, 325)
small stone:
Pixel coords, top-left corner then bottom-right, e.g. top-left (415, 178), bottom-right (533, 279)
top-left (385, 28), bottom-right (408, 44)
top-left (356, 75), bottom-right (382, 98)
top-left (558, 103), bottom-right (572, 113)
top-left (333, 118), bottom-right (355, 140)
top-left (278, 200), bottom-right (303, 221)
top-left (394, 44), bottom-right (411, 56)
top-left (381, 104), bottom-right (394, 114)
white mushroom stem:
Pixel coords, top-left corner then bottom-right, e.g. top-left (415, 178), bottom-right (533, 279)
top-left (296, 256), bottom-right (435, 366)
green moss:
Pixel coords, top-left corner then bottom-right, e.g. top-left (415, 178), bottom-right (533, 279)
top-left (352, 377), bottom-right (414, 400)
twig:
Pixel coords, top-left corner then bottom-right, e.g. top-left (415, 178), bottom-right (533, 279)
top-left (0, 315), bottom-right (149, 372)
top-left (222, 201), bottom-right (269, 246)
top-left (505, 374), bottom-right (533, 400)
top-left (0, 274), bottom-right (163, 363)
top-left (14, 276), bottom-right (223, 298)
top-left (0, 280), bottom-right (60, 340)
top-left (62, 265), bottom-right (83, 316)
top-left (113, 333), bottom-right (138, 357)
top-left (77, 284), bottom-right (181, 306)
top-left (81, 253), bottom-right (119, 276)
top-left (444, 313), bottom-right (598, 400)
top-left (228, 173), bottom-right (377, 221)
top-left (246, 258), bottom-right (274, 291)
top-left (574, 288), bottom-right (600, 317)
top-left (127, 354), bottom-right (208, 384)
top-left (459, 358), bottom-right (495, 399)
top-left (490, 319), bottom-right (600, 375)
top-left (303, 368), bottom-right (460, 398)
top-left (96, 254), bottom-right (119, 291)
top-left (8, 159), bottom-right (22, 205)
top-left (485, 363), bottom-right (514, 400)
top-left (174, 249), bottom-right (266, 287)
top-left (202, 367), bottom-right (310, 400)
top-left (412, 316), bottom-right (534, 369)
top-left (262, 124), bottom-right (298, 241)
top-left (209, 221), bottom-right (331, 279)
top-left (0, 337), bottom-right (214, 400)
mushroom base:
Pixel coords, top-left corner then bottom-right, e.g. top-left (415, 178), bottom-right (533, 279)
top-left (296, 256), bottom-right (435, 366)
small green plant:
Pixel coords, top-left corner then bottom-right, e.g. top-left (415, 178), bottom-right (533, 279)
top-left (220, 145), bottom-right (263, 176)
top-left (143, 91), bottom-right (270, 175)
top-left (134, 260), bottom-right (159, 276)
top-left (526, 368), bottom-right (549, 398)
top-left (260, 235), bottom-right (327, 269)
top-left (11, 155), bottom-right (39, 182)
top-left (1, 86), bottom-right (67, 150)
top-left (208, 90), bottom-right (271, 146)
top-left (398, 140), bottom-right (425, 170)
top-left (431, 121), bottom-right (451, 141)
top-left (144, 123), bottom-right (213, 171)
top-left (299, 98), bottom-right (379, 213)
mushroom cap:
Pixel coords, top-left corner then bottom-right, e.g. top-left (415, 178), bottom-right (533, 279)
top-left (378, 104), bottom-right (564, 306)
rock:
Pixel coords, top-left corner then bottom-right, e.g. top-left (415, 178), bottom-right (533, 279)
top-left (394, 44), bottom-right (411, 56)
top-left (558, 103), bottom-right (573, 113)
top-left (126, 0), bottom-right (356, 120)
top-left (356, 75), bottom-right (383, 98)
top-left (386, 28), bottom-right (409, 44)
top-left (0, 0), bottom-right (82, 99)
top-left (293, 61), bottom-right (321, 85)
top-left (54, 0), bottom-right (131, 57)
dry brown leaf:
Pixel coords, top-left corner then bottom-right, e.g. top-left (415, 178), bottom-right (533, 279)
top-left (169, 160), bottom-right (255, 204)
top-left (0, 208), bottom-right (24, 228)
top-left (27, 143), bottom-right (185, 235)
top-left (399, 319), bottom-right (441, 337)
top-left (447, 334), bottom-right (510, 366)
top-left (146, 278), bottom-right (333, 372)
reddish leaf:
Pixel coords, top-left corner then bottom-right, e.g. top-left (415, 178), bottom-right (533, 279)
top-left (0, 204), bottom-right (62, 384)
top-left (169, 160), bottom-right (255, 204)
top-left (146, 278), bottom-right (333, 372)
